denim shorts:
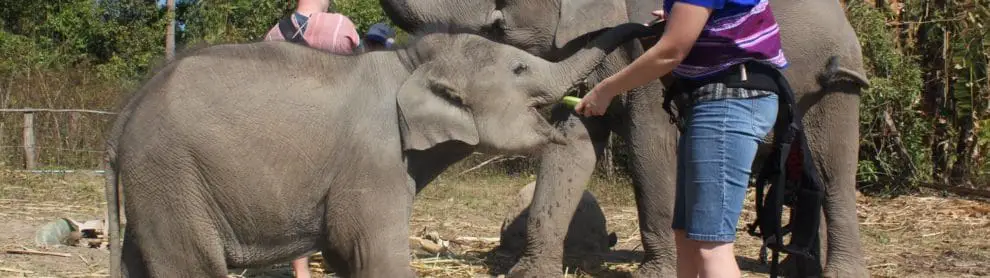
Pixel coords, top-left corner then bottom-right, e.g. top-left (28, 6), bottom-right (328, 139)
top-left (671, 92), bottom-right (778, 242)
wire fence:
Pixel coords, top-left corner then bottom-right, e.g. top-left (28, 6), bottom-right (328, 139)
top-left (0, 108), bottom-right (633, 183)
top-left (0, 109), bottom-right (115, 170)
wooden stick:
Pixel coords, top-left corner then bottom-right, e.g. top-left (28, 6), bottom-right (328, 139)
top-left (0, 267), bottom-right (34, 274)
top-left (455, 155), bottom-right (526, 176)
top-left (5, 248), bottom-right (72, 257)
top-left (450, 236), bottom-right (500, 244)
top-left (455, 155), bottom-right (504, 176)
top-left (883, 109), bottom-right (917, 174)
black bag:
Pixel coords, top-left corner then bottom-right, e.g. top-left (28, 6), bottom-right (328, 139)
top-left (744, 60), bottom-right (826, 278)
top-left (277, 14), bottom-right (309, 46)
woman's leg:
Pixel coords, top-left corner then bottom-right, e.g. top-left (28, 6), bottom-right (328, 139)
top-left (697, 241), bottom-right (740, 277)
top-left (675, 230), bottom-right (700, 278)
top-left (673, 110), bottom-right (701, 278)
top-left (292, 256), bottom-right (311, 278)
top-left (679, 94), bottom-right (778, 278)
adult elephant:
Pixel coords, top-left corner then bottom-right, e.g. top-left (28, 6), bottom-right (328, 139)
top-left (380, 0), bottom-right (871, 277)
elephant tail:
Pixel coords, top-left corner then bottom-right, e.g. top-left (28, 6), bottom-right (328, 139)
top-left (606, 232), bottom-right (618, 248)
top-left (103, 141), bottom-right (123, 278)
top-left (818, 55), bottom-right (871, 88)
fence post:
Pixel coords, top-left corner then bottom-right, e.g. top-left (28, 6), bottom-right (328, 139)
top-left (0, 122), bottom-right (4, 167)
top-left (23, 112), bottom-right (37, 170)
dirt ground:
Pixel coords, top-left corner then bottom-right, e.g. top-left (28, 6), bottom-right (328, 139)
top-left (1, 169), bottom-right (989, 277)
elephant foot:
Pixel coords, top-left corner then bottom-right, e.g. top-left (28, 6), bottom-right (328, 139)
top-left (506, 257), bottom-right (562, 278)
top-left (770, 254), bottom-right (869, 278)
top-left (823, 261), bottom-right (868, 278)
top-left (565, 253), bottom-right (607, 276)
top-left (628, 261), bottom-right (676, 278)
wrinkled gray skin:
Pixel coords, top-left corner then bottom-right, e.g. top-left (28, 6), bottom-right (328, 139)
top-left (495, 181), bottom-right (617, 275)
top-left (102, 24), bottom-right (654, 278)
top-left (380, 0), bottom-right (872, 277)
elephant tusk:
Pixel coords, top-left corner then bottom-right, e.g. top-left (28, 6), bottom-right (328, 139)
top-left (836, 67), bottom-right (871, 88)
top-left (548, 128), bottom-right (568, 145)
top-left (819, 56), bottom-right (871, 88)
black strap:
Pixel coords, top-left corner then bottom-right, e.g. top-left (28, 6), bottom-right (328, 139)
top-left (278, 15), bottom-right (308, 46)
top-left (744, 60), bottom-right (827, 278)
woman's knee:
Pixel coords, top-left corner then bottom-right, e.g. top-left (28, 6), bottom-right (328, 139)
top-left (695, 240), bottom-right (734, 260)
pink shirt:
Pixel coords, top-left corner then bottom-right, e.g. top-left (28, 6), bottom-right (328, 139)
top-left (264, 12), bottom-right (361, 55)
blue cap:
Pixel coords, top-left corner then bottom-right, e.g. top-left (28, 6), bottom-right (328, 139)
top-left (365, 23), bottom-right (394, 44)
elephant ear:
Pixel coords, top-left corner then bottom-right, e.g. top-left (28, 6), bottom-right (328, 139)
top-left (555, 0), bottom-right (629, 49)
top-left (396, 68), bottom-right (480, 151)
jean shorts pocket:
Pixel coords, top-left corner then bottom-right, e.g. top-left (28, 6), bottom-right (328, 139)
top-left (750, 94), bottom-right (779, 139)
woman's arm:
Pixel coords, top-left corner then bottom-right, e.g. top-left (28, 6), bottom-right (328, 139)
top-left (575, 2), bottom-right (714, 116)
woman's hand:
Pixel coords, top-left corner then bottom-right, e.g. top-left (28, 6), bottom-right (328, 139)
top-left (574, 86), bottom-right (615, 117)
top-left (640, 10), bottom-right (666, 39)
top-left (649, 9), bottom-right (666, 23)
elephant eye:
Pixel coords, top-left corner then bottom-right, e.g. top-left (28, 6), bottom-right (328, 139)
top-left (512, 62), bottom-right (529, 75)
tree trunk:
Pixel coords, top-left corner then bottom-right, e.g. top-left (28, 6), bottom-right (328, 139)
top-left (931, 29), bottom-right (951, 183)
top-left (165, 0), bottom-right (176, 61)
top-left (950, 116), bottom-right (974, 183)
top-left (917, 0), bottom-right (951, 183)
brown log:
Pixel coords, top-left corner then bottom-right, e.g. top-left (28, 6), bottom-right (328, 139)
top-left (919, 182), bottom-right (990, 199)
top-left (408, 236), bottom-right (446, 254)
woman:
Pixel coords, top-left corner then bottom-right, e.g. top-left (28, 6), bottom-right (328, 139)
top-left (575, 0), bottom-right (787, 277)
top-left (263, 0), bottom-right (361, 55)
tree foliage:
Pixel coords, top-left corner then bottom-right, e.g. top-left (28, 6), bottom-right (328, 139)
top-left (845, 0), bottom-right (989, 193)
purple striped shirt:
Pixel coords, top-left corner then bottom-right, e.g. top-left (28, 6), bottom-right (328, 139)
top-left (665, 0), bottom-right (788, 79)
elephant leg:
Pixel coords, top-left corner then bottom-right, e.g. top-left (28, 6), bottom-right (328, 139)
top-left (618, 84), bottom-right (680, 277)
top-left (126, 193), bottom-right (228, 277)
top-left (803, 85), bottom-right (867, 278)
top-left (507, 104), bottom-right (611, 278)
top-left (321, 186), bottom-right (415, 278)
top-left (119, 226), bottom-right (148, 277)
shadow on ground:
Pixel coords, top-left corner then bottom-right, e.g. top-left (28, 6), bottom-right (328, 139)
top-left (466, 247), bottom-right (775, 277)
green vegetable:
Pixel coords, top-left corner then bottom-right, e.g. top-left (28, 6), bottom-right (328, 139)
top-left (561, 96), bottom-right (582, 108)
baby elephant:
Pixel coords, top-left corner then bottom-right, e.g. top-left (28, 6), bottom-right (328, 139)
top-left (102, 23), bottom-right (658, 277)
top-left (496, 181), bottom-right (617, 274)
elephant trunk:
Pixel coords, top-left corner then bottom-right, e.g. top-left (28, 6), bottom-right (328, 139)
top-left (380, 0), bottom-right (493, 33)
top-left (546, 22), bottom-right (663, 99)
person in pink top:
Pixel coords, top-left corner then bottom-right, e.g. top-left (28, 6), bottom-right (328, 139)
top-left (266, 2), bottom-right (358, 276)
top-left (264, 0), bottom-right (361, 55)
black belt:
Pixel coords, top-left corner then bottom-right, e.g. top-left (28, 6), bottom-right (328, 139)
top-left (675, 61), bottom-right (783, 96)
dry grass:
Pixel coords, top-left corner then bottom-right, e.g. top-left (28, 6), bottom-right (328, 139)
top-left (1, 169), bottom-right (989, 277)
